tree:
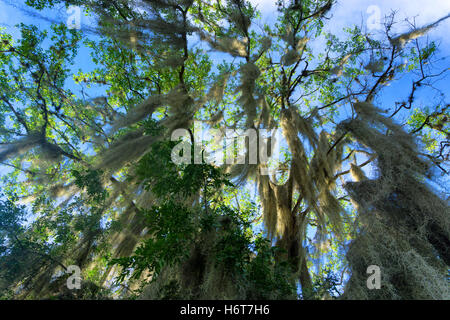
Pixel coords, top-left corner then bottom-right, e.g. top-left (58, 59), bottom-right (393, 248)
top-left (0, 0), bottom-right (448, 299)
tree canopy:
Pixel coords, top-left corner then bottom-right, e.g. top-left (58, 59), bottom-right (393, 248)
top-left (0, 0), bottom-right (448, 300)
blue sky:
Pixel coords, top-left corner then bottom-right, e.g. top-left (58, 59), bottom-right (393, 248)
top-left (0, 0), bottom-right (448, 179)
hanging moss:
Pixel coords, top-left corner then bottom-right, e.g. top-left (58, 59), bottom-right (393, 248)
top-left (200, 32), bottom-right (248, 57)
top-left (341, 102), bottom-right (450, 299)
